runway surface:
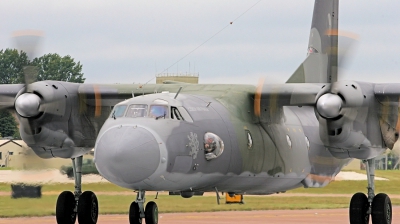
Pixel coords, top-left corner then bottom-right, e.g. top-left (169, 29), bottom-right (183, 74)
top-left (1, 207), bottom-right (400, 224)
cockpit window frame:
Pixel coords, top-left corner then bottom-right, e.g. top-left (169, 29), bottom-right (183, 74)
top-left (125, 104), bottom-right (148, 118)
top-left (149, 104), bottom-right (169, 119)
top-left (171, 106), bottom-right (183, 120)
top-left (110, 105), bottom-right (127, 118)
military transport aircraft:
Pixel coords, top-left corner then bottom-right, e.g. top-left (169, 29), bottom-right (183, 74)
top-left (0, 0), bottom-right (397, 224)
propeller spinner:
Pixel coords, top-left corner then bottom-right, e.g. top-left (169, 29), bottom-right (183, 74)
top-left (14, 93), bottom-right (41, 118)
top-left (316, 93), bottom-right (343, 119)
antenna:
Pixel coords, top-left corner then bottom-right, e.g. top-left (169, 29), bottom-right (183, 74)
top-left (174, 86), bottom-right (183, 99)
top-left (140, 0), bottom-right (262, 87)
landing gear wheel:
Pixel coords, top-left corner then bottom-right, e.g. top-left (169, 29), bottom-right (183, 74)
top-left (145, 201), bottom-right (159, 224)
top-left (129, 201), bottom-right (142, 224)
top-left (56, 191), bottom-right (77, 224)
top-left (371, 193), bottom-right (392, 224)
top-left (77, 191), bottom-right (99, 224)
top-left (349, 192), bottom-right (369, 224)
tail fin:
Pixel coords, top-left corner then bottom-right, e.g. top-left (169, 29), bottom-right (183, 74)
top-left (286, 0), bottom-right (338, 83)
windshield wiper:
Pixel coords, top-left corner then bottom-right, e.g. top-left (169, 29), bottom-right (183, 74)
top-left (155, 114), bottom-right (166, 120)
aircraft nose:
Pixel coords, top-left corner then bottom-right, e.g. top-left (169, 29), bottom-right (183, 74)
top-left (95, 125), bottom-right (160, 185)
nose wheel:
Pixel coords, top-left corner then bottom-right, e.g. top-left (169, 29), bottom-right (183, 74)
top-left (56, 156), bottom-right (99, 224)
top-left (349, 159), bottom-right (392, 224)
top-left (129, 191), bottom-right (159, 224)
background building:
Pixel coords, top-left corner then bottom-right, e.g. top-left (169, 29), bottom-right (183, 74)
top-left (0, 139), bottom-right (93, 169)
top-left (156, 73), bottom-right (199, 84)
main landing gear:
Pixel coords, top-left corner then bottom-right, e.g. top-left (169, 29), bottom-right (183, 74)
top-left (56, 156), bottom-right (99, 224)
top-left (129, 190), bottom-right (159, 224)
top-left (349, 158), bottom-right (392, 224)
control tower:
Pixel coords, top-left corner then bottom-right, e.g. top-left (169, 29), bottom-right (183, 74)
top-left (156, 73), bottom-right (199, 84)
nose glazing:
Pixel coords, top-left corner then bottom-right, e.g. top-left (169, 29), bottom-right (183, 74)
top-left (95, 125), bottom-right (160, 186)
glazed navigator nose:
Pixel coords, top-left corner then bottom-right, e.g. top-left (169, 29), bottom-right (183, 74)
top-left (95, 125), bottom-right (160, 186)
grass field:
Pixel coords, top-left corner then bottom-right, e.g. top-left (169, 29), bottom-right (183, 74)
top-left (0, 167), bottom-right (12, 171)
top-left (289, 170), bottom-right (400, 194)
top-left (0, 170), bottom-right (399, 217)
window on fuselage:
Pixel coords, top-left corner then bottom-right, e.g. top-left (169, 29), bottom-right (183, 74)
top-left (126, 104), bottom-right (148, 118)
top-left (204, 132), bottom-right (224, 160)
top-left (149, 105), bottom-right (168, 119)
top-left (110, 105), bottom-right (127, 118)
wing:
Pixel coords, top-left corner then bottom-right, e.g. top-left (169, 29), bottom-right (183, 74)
top-left (254, 82), bottom-right (324, 120)
top-left (254, 81), bottom-right (400, 160)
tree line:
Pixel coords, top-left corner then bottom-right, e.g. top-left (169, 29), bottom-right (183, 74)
top-left (0, 49), bottom-right (86, 139)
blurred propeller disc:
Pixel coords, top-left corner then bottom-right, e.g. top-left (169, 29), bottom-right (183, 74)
top-left (11, 30), bottom-right (45, 144)
top-left (12, 30), bottom-right (44, 86)
top-left (12, 30), bottom-right (44, 61)
top-left (326, 29), bottom-right (360, 81)
top-left (254, 77), bottom-right (265, 117)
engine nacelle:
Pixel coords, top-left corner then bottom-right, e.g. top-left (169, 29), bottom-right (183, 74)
top-left (315, 81), bottom-right (384, 159)
top-left (15, 81), bottom-right (90, 158)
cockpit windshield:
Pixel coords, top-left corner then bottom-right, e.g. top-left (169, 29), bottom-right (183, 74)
top-left (110, 105), bottom-right (127, 118)
top-left (126, 104), bottom-right (148, 118)
top-left (149, 105), bottom-right (168, 119)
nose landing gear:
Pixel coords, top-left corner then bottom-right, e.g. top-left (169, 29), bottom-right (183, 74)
top-left (349, 158), bottom-right (392, 224)
top-left (129, 190), bottom-right (159, 224)
top-left (55, 156), bottom-right (99, 224)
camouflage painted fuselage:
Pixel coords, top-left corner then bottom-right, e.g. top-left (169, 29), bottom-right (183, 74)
top-left (94, 84), bottom-right (349, 194)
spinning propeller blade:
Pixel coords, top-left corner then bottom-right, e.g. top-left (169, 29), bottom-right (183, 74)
top-left (12, 30), bottom-right (44, 86)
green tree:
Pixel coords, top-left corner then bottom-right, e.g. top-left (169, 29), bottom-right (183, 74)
top-left (0, 49), bottom-right (28, 139)
top-left (0, 50), bottom-right (85, 139)
top-left (0, 49), bottom-right (29, 84)
top-left (31, 53), bottom-right (85, 83)
top-left (0, 110), bottom-right (18, 138)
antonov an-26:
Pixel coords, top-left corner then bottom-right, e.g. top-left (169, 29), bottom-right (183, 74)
top-left (0, 0), bottom-right (396, 224)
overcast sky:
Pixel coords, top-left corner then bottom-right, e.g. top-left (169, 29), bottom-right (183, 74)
top-left (1, 0), bottom-right (400, 85)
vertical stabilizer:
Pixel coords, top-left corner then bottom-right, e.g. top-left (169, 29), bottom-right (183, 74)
top-left (286, 0), bottom-right (338, 83)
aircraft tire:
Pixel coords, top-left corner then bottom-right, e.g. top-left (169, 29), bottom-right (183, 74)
top-left (56, 191), bottom-right (77, 224)
top-left (77, 191), bottom-right (99, 224)
top-left (129, 201), bottom-right (142, 224)
top-left (349, 192), bottom-right (369, 224)
top-left (145, 201), bottom-right (159, 224)
top-left (371, 193), bottom-right (392, 224)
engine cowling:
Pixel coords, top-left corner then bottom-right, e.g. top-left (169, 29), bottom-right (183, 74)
top-left (314, 81), bottom-right (384, 159)
top-left (14, 81), bottom-right (88, 158)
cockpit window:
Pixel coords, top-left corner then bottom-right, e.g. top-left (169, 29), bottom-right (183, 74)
top-left (110, 105), bottom-right (127, 118)
top-left (126, 104), bottom-right (148, 118)
top-left (171, 107), bottom-right (183, 120)
top-left (171, 106), bottom-right (194, 122)
top-left (149, 105), bottom-right (168, 119)
top-left (204, 132), bottom-right (224, 160)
